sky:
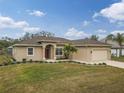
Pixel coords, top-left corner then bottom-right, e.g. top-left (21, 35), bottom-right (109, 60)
top-left (0, 0), bottom-right (124, 39)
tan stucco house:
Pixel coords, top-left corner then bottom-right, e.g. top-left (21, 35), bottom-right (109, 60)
top-left (12, 36), bottom-right (111, 63)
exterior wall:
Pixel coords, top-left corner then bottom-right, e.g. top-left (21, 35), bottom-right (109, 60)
top-left (72, 47), bottom-right (92, 61)
top-left (13, 44), bottom-right (64, 61)
top-left (12, 43), bottom-right (111, 62)
top-left (72, 46), bottom-right (111, 62)
top-left (13, 46), bottom-right (43, 61)
top-left (50, 46), bottom-right (54, 59)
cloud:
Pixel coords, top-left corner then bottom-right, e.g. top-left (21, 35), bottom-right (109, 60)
top-left (0, 16), bottom-right (29, 29)
top-left (99, 0), bottom-right (124, 22)
top-left (97, 30), bottom-right (124, 39)
top-left (65, 27), bottom-right (90, 39)
top-left (23, 27), bottom-right (41, 32)
top-left (0, 16), bottom-right (17, 28)
top-left (14, 21), bottom-right (29, 28)
top-left (116, 21), bottom-right (124, 27)
top-left (111, 30), bottom-right (124, 35)
top-left (92, 12), bottom-right (100, 19)
top-left (96, 29), bottom-right (107, 33)
top-left (82, 20), bottom-right (90, 26)
top-left (28, 10), bottom-right (46, 17)
top-left (92, 12), bottom-right (101, 22)
top-left (0, 15), bottom-right (41, 33)
top-left (0, 34), bottom-right (8, 38)
top-left (98, 34), bottom-right (107, 39)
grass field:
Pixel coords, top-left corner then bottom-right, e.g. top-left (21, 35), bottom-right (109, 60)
top-left (112, 56), bottom-right (124, 62)
top-left (0, 63), bottom-right (124, 93)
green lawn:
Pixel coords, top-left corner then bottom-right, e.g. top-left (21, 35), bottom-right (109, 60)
top-left (0, 63), bottom-right (124, 93)
top-left (112, 56), bottom-right (124, 62)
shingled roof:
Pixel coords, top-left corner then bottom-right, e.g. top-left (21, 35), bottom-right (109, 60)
top-left (72, 38), bottom-right (111, 46)
top-left (14, 36), bottom-right (110, 47)
top-left (18, 36), bottom-right (71, 44)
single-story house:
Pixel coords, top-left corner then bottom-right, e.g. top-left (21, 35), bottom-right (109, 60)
top-left (11, 36), bottom-right (111, 63)
top-left (101, 39), bottom-right (124, 57)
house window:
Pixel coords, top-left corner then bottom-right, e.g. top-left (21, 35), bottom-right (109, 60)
top-left (28, 48), bottom-right (34, 56)
top-left (56, 48), bottom-right (62, 56)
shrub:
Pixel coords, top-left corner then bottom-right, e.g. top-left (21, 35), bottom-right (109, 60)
top-left (3, 61), bottom-right (9, 66)
top-left (58, 61), bottom-right (62, 63)
top-left (56, 57), bottom-right (68, 60)
top-left (44, 61), bottom-right (48, 63)
top-left (76, 62), bottom-right (81, 64)
top-left (49, 61), bottom-right (54, 63)
top-left (102, 63), bottom-right (107, 65)
top-left (16, 61), bottom-right (21, 64)
top-left (71, 61), bottom-right (76, 63)
top-left (22, 58), bottom-right (26, 63)
top-left (29, 59), bottom-right (33, 63)
top-left (98, 63), bottom-right (102, 65)
top-left (98, 63), bottom-right (107, 65)
top-left (40, 61), bottom-right (44, 63)
top-left (82, 63), bottom-right (86, 65)
top-left (34, 61), bottom-right (40, 63)
top-left (12, 58), bottom-right (16, 61)
top-left (94, 63), bottom-right (97, 65)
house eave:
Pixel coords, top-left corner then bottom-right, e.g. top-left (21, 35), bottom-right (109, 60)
top-left (74, 44), bottom-right (111, 47)
top-left (13, 44), bottom-right (43, 47)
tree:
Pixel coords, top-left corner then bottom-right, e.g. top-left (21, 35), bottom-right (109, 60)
top-left (22, 32), bottom-right (31, 40)
top-left (63, 44), bottom-right (77, 59)
top-left (33, 31), bottom-right (55, 37)
top-left (106, 33), bottom-right (124, 56)
top-left (90, 35), bottom-right (99, 41)
top-left (21, 31), bottom-right (55, 40)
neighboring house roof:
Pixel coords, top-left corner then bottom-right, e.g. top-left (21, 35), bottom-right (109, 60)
top-left (13, 36), bottom-right (111, 47)
top-left (101, 39), bottom-right (124, 49)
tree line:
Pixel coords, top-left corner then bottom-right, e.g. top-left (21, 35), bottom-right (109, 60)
top-left (0, 30), bottom-right (124, 57)
top-left (0, 31), bottom-right (55, 49)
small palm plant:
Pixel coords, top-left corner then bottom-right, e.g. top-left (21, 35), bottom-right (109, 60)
top-left (63, 44), bottom-right (77, 60)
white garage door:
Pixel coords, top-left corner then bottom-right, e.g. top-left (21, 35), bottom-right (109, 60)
top-left (92, 49), bottom-right (108, 61)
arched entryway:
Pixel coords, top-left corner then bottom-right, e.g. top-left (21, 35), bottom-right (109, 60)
top-left (45, 45), bottom-right (54, 59)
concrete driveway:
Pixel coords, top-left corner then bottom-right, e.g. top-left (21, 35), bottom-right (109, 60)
top-left (107, 61), bottom-right (124, 69)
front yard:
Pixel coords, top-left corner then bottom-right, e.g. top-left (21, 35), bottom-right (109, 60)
top-left (0, 63), bottom-right (124, 93)
top-left (112, 56), bottom-right (124, 62)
